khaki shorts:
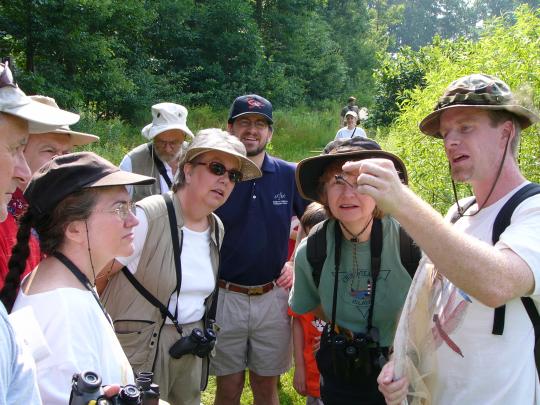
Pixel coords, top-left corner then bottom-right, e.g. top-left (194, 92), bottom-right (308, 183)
top-left (210, 285), bottom-right (292, 376)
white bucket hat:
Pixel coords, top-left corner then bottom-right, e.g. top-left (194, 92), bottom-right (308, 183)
top-left (28, 96), bottom-right (99, 146)
top-left (141, 102), bottom-right (194, 141)
top-left (0, 61), bottom-right (79, 127)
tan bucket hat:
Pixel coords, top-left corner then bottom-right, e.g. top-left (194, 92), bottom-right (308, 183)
top-left (184, 129), bottom-right (261, 181)
top-left (28, 96), bottom-right (99, 146)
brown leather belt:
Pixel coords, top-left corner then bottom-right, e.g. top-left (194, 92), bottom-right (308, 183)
top-left (218, 279), bottom-right (275, 296)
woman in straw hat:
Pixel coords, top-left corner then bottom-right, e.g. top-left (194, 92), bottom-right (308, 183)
top-left (290, 137), bottom-right (415, 405)
top-left (101, 129), bottom-right (261, 405)
top-left (0, 151), bottom-right (155, 404)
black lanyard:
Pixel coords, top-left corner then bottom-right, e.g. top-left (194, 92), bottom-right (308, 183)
top-left (53, 251), bottom-right (112, 327)
top-left (147, 143), bottom-right (172, 188)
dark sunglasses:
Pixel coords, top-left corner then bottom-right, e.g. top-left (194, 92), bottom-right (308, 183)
top-left (0, 59), bottom-right (17, 89)
top-left (196, 161), bottom-right (243, 183)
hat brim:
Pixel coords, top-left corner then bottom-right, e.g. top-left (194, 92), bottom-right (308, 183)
top-left (3, 92), bottom-right (80, 127)
top-left (186, 147), bottom-right (262, 181)
top-left (296, 150), bottom-right (408, 203)
top-left (141, 123), bottom-right (194, 140)
top-left (28, 124), bottom-right (100, 146)
top-left (420, 104), bottom-right (540, 137)
top-left (88, 170), bottom-right (155, 188)
top-left (228, 111), bottom-right (273, 125)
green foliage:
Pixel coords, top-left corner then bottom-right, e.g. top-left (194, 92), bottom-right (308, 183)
top-left (369, 46), bottom-right (429, 127)
top-left (383, 6), bottom-right (540, 213)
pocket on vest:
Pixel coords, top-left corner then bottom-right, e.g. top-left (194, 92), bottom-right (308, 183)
top-left (114, 320), bottom-right (156, 366)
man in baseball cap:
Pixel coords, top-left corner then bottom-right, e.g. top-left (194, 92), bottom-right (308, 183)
top-left (212, 95), bottom-right (308, 405)
top-left (347, 74), bottom-right (540, 404)
top-left (119, 102), bottom-right (194, 202)
top-left (0, 95), bottom-right (100, 290)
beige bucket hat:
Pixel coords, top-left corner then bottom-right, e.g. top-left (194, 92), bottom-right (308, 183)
top-left (141, 102), bottom-right (194, 140)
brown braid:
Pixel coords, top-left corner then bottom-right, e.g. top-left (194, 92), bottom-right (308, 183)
top-left (0, 211), bottom-right (34, 312)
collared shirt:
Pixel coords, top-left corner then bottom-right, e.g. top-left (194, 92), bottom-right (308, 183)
top-left (215, 153), bottom-right (308, 286)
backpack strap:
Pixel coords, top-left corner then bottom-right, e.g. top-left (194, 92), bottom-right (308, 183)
top-left (491, 183), bottom-right (540, 335)
top-left (398, 227), bottom-right (421, 278)
top-left (367, 218), bottom-right (383, 331)
top-left (306, 219), bottom-right (330, 288)
top-left (307, 218), bottom-right (422, 285)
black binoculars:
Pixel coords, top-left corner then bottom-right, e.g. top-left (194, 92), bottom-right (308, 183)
top-left (69, 370), bottom-right (160, 405)
top-left (169, 327), bottom-right (216, 359)
top-left (317, 326), bottom-right (388, 382)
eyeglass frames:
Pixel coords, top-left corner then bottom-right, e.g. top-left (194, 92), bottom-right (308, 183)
top-left (93, 201), bottom-right (137, 221)
top-left (196, 161), bottom-right (243, 183)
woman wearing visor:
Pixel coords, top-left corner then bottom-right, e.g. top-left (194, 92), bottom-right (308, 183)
top-left (289, 137), bottom-right (416, 405)
top-left (0, 152), bottom-right (155, 404)
top-left (101, 129), bottom-right (261, 405)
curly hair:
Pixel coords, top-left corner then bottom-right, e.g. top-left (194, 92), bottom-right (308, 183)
top-left (0, 188), bottom-right (99, 312)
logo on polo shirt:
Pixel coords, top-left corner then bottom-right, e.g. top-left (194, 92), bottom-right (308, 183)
top-left (273, 192), bottom-right (288, 206)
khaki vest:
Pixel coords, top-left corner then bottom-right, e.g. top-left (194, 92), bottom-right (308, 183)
top-left (101, 191), bottom-right (223, 372)
top-left (127, 142), bottom-right (164, 202)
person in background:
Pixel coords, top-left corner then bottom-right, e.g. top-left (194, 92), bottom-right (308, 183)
top-left (119, 102), bottom-right (194, 202)
top-left (340, 96), bottom-right (361, 127)
top-left (0, 95), bottom-right (99, 289)
top-left (290, 202), bottom-right (328, 405)
top-left (335, 111), bottom-right (367, 140)
top-left (212, 94), bottom-right (308, 405)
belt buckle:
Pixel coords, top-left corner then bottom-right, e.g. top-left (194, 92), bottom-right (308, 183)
top-left (247, 286), bottom-right (264, 296)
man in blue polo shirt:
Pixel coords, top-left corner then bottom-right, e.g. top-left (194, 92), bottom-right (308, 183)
top-left (212, 94), bottom-right (307, 405)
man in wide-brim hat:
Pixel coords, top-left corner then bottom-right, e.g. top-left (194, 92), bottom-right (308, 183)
top-left (360, 74), bottom-right (540, 404)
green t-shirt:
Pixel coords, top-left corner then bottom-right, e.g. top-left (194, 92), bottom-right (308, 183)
top-left (289, 216), bottom-right (412, 347)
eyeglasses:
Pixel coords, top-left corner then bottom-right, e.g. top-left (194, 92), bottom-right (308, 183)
top-left (154, 138), bottom-right (183, 148)
top-left (0, 59), bottom-right (16, 89)
top-left (196, 161), bottom-right (243, 183)
top-left (236, 118), bottom-right (269, 130)
top-left (94, 201), bottom-right (136, 221)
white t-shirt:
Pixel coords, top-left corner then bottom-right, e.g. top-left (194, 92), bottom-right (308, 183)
top-left (334, 126), bottom-right (367, 140)
top-left (119, 154), bottom-right (173, 197)
top-left (12, 288), bottom-right (134, 405)
top-left (117, 207), bottom-right (215, 325)
top-left (430, 182), bottom-right (540, 404)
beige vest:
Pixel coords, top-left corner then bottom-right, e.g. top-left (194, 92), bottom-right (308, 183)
top-left (101, 191), bottom-right (223, 372)
top-left (127, 142), bottom-right (164, 202)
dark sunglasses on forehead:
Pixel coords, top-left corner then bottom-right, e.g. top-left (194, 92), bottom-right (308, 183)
top-left (196, 161), bottom-right (243, 183)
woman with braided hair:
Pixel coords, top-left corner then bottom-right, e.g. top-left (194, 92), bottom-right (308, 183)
top-left (0, 151), bottom-right (154, 404)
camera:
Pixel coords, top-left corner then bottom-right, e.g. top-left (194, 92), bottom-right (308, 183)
top-left (69, 370), bottom-right (159, 405)
top-left (316, 325), bottom-right (388, 383)
top-left (169, 327), bottom-right (216, 359)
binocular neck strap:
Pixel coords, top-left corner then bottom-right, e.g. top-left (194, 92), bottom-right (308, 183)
top-left (53, 251), bottom-right (112, 327)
